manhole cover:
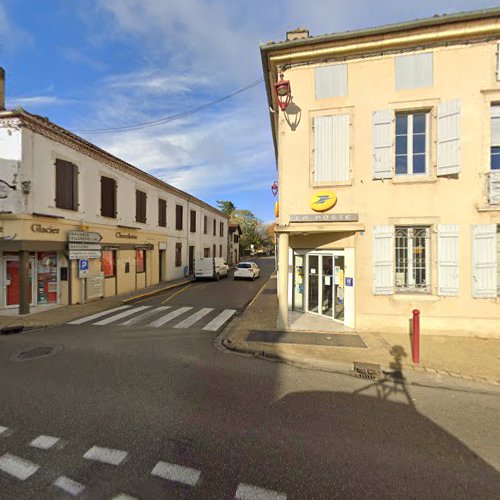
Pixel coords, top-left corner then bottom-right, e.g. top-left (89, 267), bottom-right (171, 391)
top-left (12, 345), bottom-right (62, 362)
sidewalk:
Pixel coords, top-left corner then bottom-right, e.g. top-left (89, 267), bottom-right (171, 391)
top-left (224, 274), bottom-right (500, 385)
top-left (0, 277), bottom-right (192, 331)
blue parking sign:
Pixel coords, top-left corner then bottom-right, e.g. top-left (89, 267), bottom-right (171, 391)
top-left (79, 259), bottom-right (89, 272)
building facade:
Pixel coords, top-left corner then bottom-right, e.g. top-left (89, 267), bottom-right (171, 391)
top-left (0, 88), bottom-right (228, 313)
top-left (228, 223), bottom-right (242, 265)
top-left (261, 9), bottom-right (500, 337)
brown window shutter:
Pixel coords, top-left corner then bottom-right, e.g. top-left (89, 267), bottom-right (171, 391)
top-left (176, 205), bottom-right (183, 230)
top-left (71, 163), bottom-right (78, 210)
top-left (136, 190), bottom-right (146, 223)
top-left (158, 199), bottom-right (166, 227)
top-left (56, 159), bottom-right (77, 210)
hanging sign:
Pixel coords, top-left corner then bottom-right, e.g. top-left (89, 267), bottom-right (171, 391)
top-left (69, 230), bottom-right (102, 243)
top-left (69, 250), bottom-right (101, 260)
top-left (309, 190), bottom-right (337, 212)
top-left (69, 243), bottom-right (102, 251)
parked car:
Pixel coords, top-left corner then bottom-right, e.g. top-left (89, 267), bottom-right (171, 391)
top-left (234, 261), bottom-right (261, 280)
top-left (194, 257), bottom-right (229, 280)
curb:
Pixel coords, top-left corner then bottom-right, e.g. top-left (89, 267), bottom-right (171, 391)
top-left (122, 280), bottom-right (192, 304)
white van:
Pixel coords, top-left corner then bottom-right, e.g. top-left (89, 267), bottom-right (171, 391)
top-left (194, 257), bottom-right (229, 280)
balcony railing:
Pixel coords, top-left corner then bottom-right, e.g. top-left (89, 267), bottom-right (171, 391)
top-left (487, 170), bottom-right (500, 205)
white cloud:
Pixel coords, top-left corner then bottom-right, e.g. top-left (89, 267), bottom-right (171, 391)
top-left (7, 95), bottom-right (73, 108)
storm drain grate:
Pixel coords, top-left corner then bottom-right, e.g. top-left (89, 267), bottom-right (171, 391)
top-left (12, 345), bottom-right (62, 362)
top-left (353, 362), bottom-right (382, 380)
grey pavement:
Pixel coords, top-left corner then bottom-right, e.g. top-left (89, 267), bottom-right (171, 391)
top-left (0, 257), bottom-right (499, 499)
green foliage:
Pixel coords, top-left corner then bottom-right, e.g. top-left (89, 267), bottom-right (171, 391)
top-left (216, 200), bottom-right (236, 217)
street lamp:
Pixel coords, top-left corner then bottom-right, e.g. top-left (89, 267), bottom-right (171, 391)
top-left (273, 73), bottom-right (291, 111)
top-left (271, 181), bottom-right (278, 196)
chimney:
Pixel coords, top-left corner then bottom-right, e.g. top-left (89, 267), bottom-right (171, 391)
top-left (0, 67), bottom-right (4, 110)
top-left (286, 27), bottom-right (309, 42)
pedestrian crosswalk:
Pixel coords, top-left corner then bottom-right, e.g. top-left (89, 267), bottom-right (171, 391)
top-left (69, 305), bottom-right (237, 331)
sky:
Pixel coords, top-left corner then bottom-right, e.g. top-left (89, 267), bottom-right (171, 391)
top-left (1, 0), bottom-right (498, 222)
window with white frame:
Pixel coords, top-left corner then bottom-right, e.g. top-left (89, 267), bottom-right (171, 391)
top-left (395, 112), bottom-right (429, 176)
top-left (489, 104), bottom-right (500, 204)
top-left (497, 225), bottom-right (500, 296)
top-left (395, 226), bottom-right (430, 293)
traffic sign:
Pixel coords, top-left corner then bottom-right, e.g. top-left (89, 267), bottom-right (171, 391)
top-left (70, 250), bottom-right (101, 260)
top-left (68, 230), bottom-right (102, 243)
top-left (79, 259), bottom-right (89, 278)
top-left (69, 243), bottom-right (102, 251)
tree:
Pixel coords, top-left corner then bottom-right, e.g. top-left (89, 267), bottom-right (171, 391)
top-left (216, 200), bottom-right (236, 217)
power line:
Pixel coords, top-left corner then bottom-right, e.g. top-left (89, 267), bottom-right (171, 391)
top-left (73, 78), bottom-right (264, 134)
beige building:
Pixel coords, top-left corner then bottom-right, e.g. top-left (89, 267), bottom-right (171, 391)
top-left (0, 71), bottom-right (228, 314)
top-left (261, 9), bottom-right (500, 337)
top-left (228, 223), bottom-right (242, 265)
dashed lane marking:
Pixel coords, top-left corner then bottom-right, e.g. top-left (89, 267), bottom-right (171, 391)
top-left (151, 461), bottom-right (201, 487)
top-left (53, 475), bottom-right (85, 496)
top-left (174, 308), bottom-right (214, 329)
top-left (148, 306), bottom-right (193, 328)
top-left (202, 309), bottom-right (237, 331)
top-left (94, 306), bottom-right (151, 326)
top-left (235, 483), bottom-right (287, 500)
top-left (69, 305), bottom-right (131, 325)
top-left (121, 305), bottom-right (171, 325)
top-left (83, 446), bottom-right (128, 466)
top-left (0, 453), bottom-right (40, 480)
top-left (29, 435), bottom-right (60, 450)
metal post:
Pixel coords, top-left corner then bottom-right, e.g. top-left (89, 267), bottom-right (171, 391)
top-left (80, 277), bottom-right (86, 305)
top-left (18, 250), bottom-right (30, 315)
top-left (412, 309), bottom-right (420, 364)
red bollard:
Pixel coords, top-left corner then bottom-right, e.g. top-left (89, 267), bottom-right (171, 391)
top-left (412, 309), bottom-right (420, 364)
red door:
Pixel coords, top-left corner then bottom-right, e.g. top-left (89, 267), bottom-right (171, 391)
top-left (5, 260), bottom-right (33, 306)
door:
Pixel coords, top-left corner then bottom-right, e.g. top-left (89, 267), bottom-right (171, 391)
top-left (292, 254), bottom-right (305, 312)
top-left (188, 246), bottom-right (195, 275)
top-left (307, 255), bottom-right (319, 313)
top-left (4, 258), bottom-right (35, 307)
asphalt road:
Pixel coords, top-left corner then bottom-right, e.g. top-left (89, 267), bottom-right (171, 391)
top-left (0, 257), bottom-right (499, 499)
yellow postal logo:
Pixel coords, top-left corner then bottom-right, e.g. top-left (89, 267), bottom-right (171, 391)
top-left (310, 191), bottom-right (337, 212)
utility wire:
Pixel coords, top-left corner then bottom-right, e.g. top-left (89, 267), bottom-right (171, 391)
top-left (73, 78), bottom-right (264, 134)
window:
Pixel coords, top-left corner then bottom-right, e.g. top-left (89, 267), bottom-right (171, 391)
top-left (100, 176), bottom-right (116, 218)
top-left (313, 114), bottom-right (350, 183)
top-left (175, 243), bottom-right (182, 267)
top-left (190, 210), bottom-right (196, 233)
top-left (136, 190), bottom-right (147, 223)
top-left (234, 234), bottom-right (239, 244)
top-left (395, 53), bottom-right (433, 90)
top-left (176, 205), bottom-right (183, 230)
top-left (220, 222), bottom-right (224, 237)
top-left (213, 219), bottom-right (217, 236)
top-left (315, 64), bottom-right (348, 99)
top-left (204, 248), bottom-right (210, 257)
top-left (395, 226), bottom-right (430, 293)
top-left (204, 216), bottom-right (208, 234)
top-left (213, 244), bottom-right (216, 257)
top-left (219, 245), bottom-right (222, 257)
top-left (158, 199), bottom-right (167, 227)
top-left (136, 250), bottom-right (145, 273)
top-left (489, 105), bottom-right (500, 204)
top-left (395, 112), bottom-right (429, 176)
top-left (55, 159), bottom-right (78, 210)
top-left (102, 250), bottom-right (116, 277)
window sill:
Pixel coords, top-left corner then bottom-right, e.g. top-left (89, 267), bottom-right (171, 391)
top-left (312, 180), bottom-right (352, 187)
top-left (392, 293), bottom-right (439, 302)
top-left (476, 204), bottom-right (500, 212)
top-left (391, 176), bottom-right (436, 185)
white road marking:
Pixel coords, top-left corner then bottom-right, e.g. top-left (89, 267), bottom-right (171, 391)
top-left (53, 475), bottom-right (85, 496)
top-left (174, 308), bottom-right (214, 328)
top-left (83, 446), bottom-right (128, 465)
top-left (151, 461), bottom-right (200, 486)
top-left (29, 435), bottom-right (60, 450)
top-left (111, 494), bottom-right (139, 500)
top-left (235, 483), bottom-right (287, 500)
top-left (202, 309), bottom-right (236, 331)
top-left (148, 307), bottom-right (193, 327)
top-left (0, 453), bottom-right (39, 480)
top-left (121, 306), bottom-right (171, 325)
top-left (69, 306), bottom-right (131, 325)
top-left (94, 306), bottom-right (151, 326)
top-left (0, 425), bottom-right (8, 435)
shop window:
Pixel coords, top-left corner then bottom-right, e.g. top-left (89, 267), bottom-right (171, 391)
top-left (176, 205), bottom-right (183, 230)
top-left (136, 190), bottom-right (147, 223)
top-left (204, 215), bottom-right (208, 234)
top-left (190, 210), bottom-right (196, 233)
top-left (136, 250), bottom-right (145, 273)
top-left (36, 252), bottom-right (58, 304)
top-left (220, 222), bottom-right (224, 237)
top-left (158, 199), bottom-right (167, 227)
top-left (204, 247), bottom-right (210, 257)
top-left (213, 219), bottom-right (216, 236)
top-left (102, 250), bottom-right (116, 277)
top-left (219, 245), bottom-right (222, 257)
top-left (101, 176), bottom-right (117, 218)
top-left (175, 243), bottom-right (182, 267)
top-left (55, 159), bottom-right (78, 211)
top-left (395, 226), bottom-right (430, 293)
top-left (395, 112), bottom-right (429, 176)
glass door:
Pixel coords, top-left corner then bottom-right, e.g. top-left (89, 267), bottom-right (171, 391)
top-left (292, 254), bottom-right (305, 312)
top-left (321, 255), bottom-right (334, 317)
top-left (333, 254), bottom-right (345, 321)
top-left (307, 255), bottom-right (319, 313)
